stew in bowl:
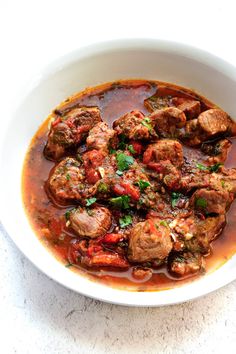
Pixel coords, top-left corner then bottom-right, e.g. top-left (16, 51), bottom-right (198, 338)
top-left (22, 79), bottom-right (236, 291)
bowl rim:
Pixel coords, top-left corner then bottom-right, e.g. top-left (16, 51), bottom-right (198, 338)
top-left (1, 38), bottom-right (236, 307)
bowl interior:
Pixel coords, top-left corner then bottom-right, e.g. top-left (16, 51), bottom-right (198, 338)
top-left (1, 40), bottom-right (236, 306)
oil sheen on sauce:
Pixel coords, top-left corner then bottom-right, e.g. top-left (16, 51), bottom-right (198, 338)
top-left (22, 80), bottom-right (236, 291)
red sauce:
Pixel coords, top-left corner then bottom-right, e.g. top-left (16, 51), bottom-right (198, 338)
top-left (22, 80), bottom-right (236, 291)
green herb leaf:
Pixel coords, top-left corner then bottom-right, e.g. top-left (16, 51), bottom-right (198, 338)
top-left (116, 170), bottom-right (123, 176)
top-left (174, 256), bottom-right (185, 263)
top-left (110, 195), bottom-right (130, 209)
top-left (76, 154), bottom-right (83, 163)
top-left (221, 180), bottom-right (225, 188)
top-left (141, 117), bottom-right (152, 131)
top-left (116, 153), bottom-right (134, 171)
top-left (196, 163), bottom-right (208, 171)
top-left (118, 134), bottom-right (127, 150)
top-left (86, 197), bottom-right (97, 207)
top-left (64, 210), bottom-right (71, 221)
top-left (195, 197), bottom-right (207, 208)
top-left (160, 220), bottom-right (169, 228)
top-left (119, 215), bottom-right (132, 228)
top-left (196, 162), bottom-right (223, 173)
top-left (65, 262), bottom-right (74, 268)
top-left (209, 163), bottom-right (223, 172)
top-left (128, 144), bottom-right (136, 154)
top-left (97, 182), bottom-right (108, 193)
top-left (135, 180), bottom-right (151, 192)
top-left (109, 148), bottom-right (116, 154)
top-left (171, 192), bottom-right (183, 208)
top-left (66, 173), bottom-right (71, 180)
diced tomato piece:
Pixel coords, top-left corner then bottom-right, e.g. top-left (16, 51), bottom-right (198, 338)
top-left (87, 244), bottom-right (103, 257)
top-left (147, 162), bottom-right (163, 172)
top-left (86, 168), bottom-right (100, 184)
top-left (86, 252), bottom-right (129, 268)
top-left (143, 146), bottom-right (154, 164)
top-left (113, 182), bottom-right (140, 201)
top-left (148, 219), bottom-right (158, 234)
top-left (101, 233), bottom-right (123, 244)
top-left (130, 140), bottom-right (143, 155)
top-left (83, 150), bottom-right (105, 168)
top-left (51, 117), bottom-right (61, 127)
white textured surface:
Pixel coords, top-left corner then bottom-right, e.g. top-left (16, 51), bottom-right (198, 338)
top-left (1, 0), bottom-right (236, 353)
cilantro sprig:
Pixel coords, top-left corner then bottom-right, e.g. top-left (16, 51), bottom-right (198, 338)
top-left (110, 195), bottom-right (130, 209)
top-left (86, 197), bottom-right (97, 207)
top-left (119, 215), bottom-right (132, 228)
top-left (116, 153), bottom-right (134, 171)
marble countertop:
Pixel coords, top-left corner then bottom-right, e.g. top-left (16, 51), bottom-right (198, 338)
top-left (1, 1), bottom-right (236, 353)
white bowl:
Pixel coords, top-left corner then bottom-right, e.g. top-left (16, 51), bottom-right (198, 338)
top-left (1, 39), bottom-right (236, 306)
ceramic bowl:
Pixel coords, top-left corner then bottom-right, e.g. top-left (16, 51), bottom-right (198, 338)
top-left (1, 39), bottom-right (236, 306)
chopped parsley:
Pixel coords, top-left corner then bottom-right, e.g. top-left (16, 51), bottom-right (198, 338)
top-left (116, 153), bottom-right (134, 171)
top-left (97, 182), bottom-right (108, 193)
top-left (195, 197), bottom-right (207, 208)
top-left (119, 215), bottom-right (132, 228)
top-left (221, 180), bottom-right (225, 188)
top-left (209, 163), bottom-right (223, 172)
top-left (196, 162), bottom-right (223, 173)
top-left (110, 195), bottom-right (130, 209)
top-left (118, 134), bottom-right (127, 150)
top-left (76, 154), bottom-right (83, 163)
top-left (64, 210), bottom-right (71, 221)
top-left (171, 192), bottom-right (183, 208)
top-left (128, 144), bottom-right (136, 154)
top-left (65, 262), bottom-right (74, 268)
top-left (109, 148), bottom-right (116, 154)
top-left (196, 163), bottom-right (208, 171)
top-left (135, 180), bottom-right (151, 192)
top-left (66, 173), bottom-right (71, 180)
top-left (141, 117), bottom-right (152, 131)
top-left (160, 220), bottom-right (169, 228)
top-left (86, 197), bottom-right (97, 207)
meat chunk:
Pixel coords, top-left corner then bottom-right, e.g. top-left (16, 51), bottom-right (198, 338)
top-left (150, 107), bottom-right (186, 138)
top-left (144, 159), bottom-right (181, 190)
top-left (172, 97), bottom-right (201, 119)
top-left (159, 160), bottom-right (181, 190)
top-left (113, 110), bottom-right (158, 141)
top-left (168, 252), bottom-right (203, 276)
top-left (44, 106), bottom-right (102, 160)
top-left (144, 95), bottom-right (172, 112)
top-left (70, 206), bottom-right (112, 238)
top-left (198, 109), bottom-right (232, 138)
top-left (128, 219), bottom-right (172, 263)
top-left (86, 122), bottom-right (117, 153)
top-left (181, 109), bottom-right (233, 146)
top-left (48, 157), bottom-right (85, 201)
top-left (143, 140), bottom-right (184, 168)
top-left (182, 118), bottom-right (202, 146)
top-left (191, 188), bottom-right (230, 215)
top-left (216, 167), bottom-right (236, 195)
top-left (201, 139), bottom-right (232, 164)
top-left (186, 215), bottom-right (226, 254)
